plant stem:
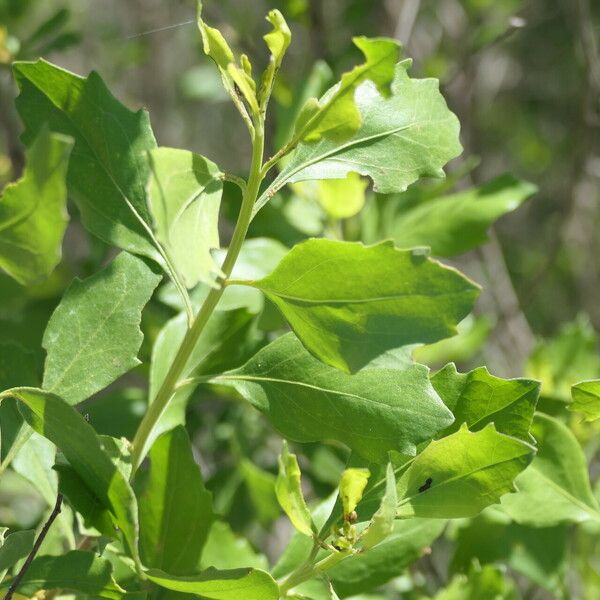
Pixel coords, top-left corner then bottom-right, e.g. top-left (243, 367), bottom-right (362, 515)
top-left (130, 125), bottom-right (265, 474)
top-left (5, 494), bottom-right (63, 600)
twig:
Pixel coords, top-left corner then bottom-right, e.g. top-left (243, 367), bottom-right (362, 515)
top-left (5, 494), bottom-right (64, 600)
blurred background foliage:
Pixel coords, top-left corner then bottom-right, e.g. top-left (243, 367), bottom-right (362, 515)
top-left (1, 0), bottom-right (600, 598)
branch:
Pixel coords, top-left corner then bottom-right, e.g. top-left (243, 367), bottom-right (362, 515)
top-left (5, 494), bottom-right (64, 600)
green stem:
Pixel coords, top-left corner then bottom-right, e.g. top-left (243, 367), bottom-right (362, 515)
top-left (130, 125), bottom-right (265, 474)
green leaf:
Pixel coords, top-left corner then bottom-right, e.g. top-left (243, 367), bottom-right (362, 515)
top-left (196, 1), bottom-right (259, 115)
top-left (263, 10), bottom-right (291, 69)
top-left (243, 240), bottom-right (479, 372)
top-left (297, 37), bottom-right (401, 143)
top-left (146, 567), bottom-right (279, 600)
top-left (0, 550), bottom-right (124, 599)
top-left (316, 172), bottom-right (368, 219)
top-left (359, 463), bottom-right (396, 549)
top-left (570, 380), bottom-right (600, 421)
top-left (0, 387), bottom-right (140, 562)
top-left (200, 521), bottom-right (269, 571)
top-left (434, 564), bottom-right (519, 600)
top-left (525, 315), bottom-right (600, 401)
top-left (276, 442), bottom-right (315, 537)
top-left (396, 423), bottom-right (534, 519)
top-left (386, 175), bottom-right (537, 256)
top-left (431, 363), bottom-right (539, 440)
top-left (216, 333), bottom-right (454, 463)
top-left (0, 530), bottom-right (35, 583)
top-left (136, 426), bottom-right (214, 575)
top-left (501, 413), bottom-right (600, 525)
top-left (240, 459), bottom-right (280, 525)
top-left (255, 61), bottom-right (461, 216)
top-left (451, 508), bottom-right (568, 593)
top-left (147, 147), bottom-right (223, 288)
top-left (145, 307), bottom-right (258, 458)
top-left (42, 252), bottom-right (161, 405)
top-left (328, 519), bottom-right (445, 597)
top-left (0, 127), bottom-right (72, 285)
top-left (339, 468), bottom-right (370, 517)
top-left (13, 59), bottom-right (161, 262)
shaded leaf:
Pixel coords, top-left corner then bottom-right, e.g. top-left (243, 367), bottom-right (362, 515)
top-left (0, 128), bottom-right (72, 285)
top-left (0, 388), bottom-right (140, 562)
top-left (136, 426), bottom-right (214, 575)
top-left (434, 564), bottom-right (519, 600)
top-left (359, 463), bottom-right (396, 549)
top-left (501, 413), bottom-right (600, 524)
top-left (0, 530), bottom-right (35, 582)
top-left (0, 550), bottom-right (124, 599)
top-left (42, 252), bottom-right (161, 405)
top-left (328, 519), bottom-right (445, 597)
top-left (316, 172), bottom-right (368, 219)
top-left (387, 175), bottom-right (537, 256)
top-left (217, 333), bottom-right (454, 463)
top-left (244, 240), bottom-right (479, 372)
top-left (396, 424), bottom-right (534, 519)
top-left (147, 147), bottom-right (223, 288)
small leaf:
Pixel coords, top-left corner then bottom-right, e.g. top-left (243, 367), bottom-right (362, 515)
top-left (147, 147), bottom-right (223, 288)
top-left (396, 423), bottom-right (534, 519)
top-left (0, 387), bottom-right (140, 563)
top-left (216, 333), bottom-right (454, 463)
top-left (0, 128), bottom-right (72, 285)
top-left (387, 175), bottom-right (537, 256)
top-left (0, 550), bottom-right (124, 599)
top-left (136, 426), bottom-right (215, 574)
top-left (13, 59), bottom-right (161, 261)
top-left (316, 172), bottom-right (368, 220)
top-left (434, 563), bottom-right (518, 600)
top-left (340, 468), bottom-right (370, 517)
top-left (244, 239), bottom-right (479, 373)
top-left (42, 252), bottom-right (161, 405)
top-left (146, 566), bottom-right (279, 600)
top-left (0, 530), bottom-right (35, 583)
top-left (298, 37), bottom-right (401, 143)
top-left (431, 363), bottom-right (539, 441)
top-left (255, 61), bottom-right (461, 216)
top-left (263, 10), bottom-right (291, 69)
top-left (570, 380), bottom-right (600, 422)
top-left (240, 459), bottom-right (280, 525)
top-left (359, 463), bottom-right (396, 549)
top-left (276, 442), bottom-right (315, 537)
top-left (201, 521), bottom-right (269, 571)
top-left (501, 413), bottom-right (600, 525)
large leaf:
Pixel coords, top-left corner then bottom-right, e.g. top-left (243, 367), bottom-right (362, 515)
top-left (570, 380), bottom-right (600, 421)
top-left (42, 252), bottom-right (161, 405)
top-left (146, 567), bottom-right (279, 600)
top-left (136, 426), bottom-right (214, 574)
top-left (396, 423), bottom-right (534, 519)
top-left (386, 175), bottom-right (537, 256)
top-left (0, 387), bottom-right (140, 562)
top-left (296, 37), bottom-right (400, 143)
top-left (431, 363), bottom-right (539, 440)
top-left (13, 59), bottom-right (160, 261)
top-left (215, 333), bottom-right (454, 463)
top-left (0, 550), bottom-right (124, 599)
top-left (0, 127), bottom-right (72, 285)
top-left (328, 519), bottom-right (445, 597)
top-left (255, 61), bottom-right (461, 215)
top-left (242, 240), bottom-right (479, 372)
top-left (147, 147), bottom-right (223, 288)
top-left (501, 413), bottom-right (600, 525)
